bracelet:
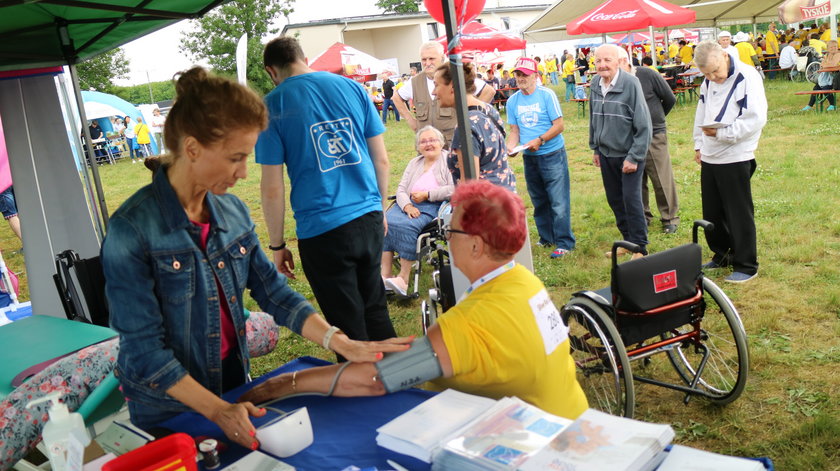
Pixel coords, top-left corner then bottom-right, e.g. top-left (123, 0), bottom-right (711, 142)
top-left (291, 370), bottom-right (297, 392)
top-left (322, 325), bottom-right (342, 351)
top-left (268, 242), bottom-right (286, 251)
top-left (538, 136), bottom-right (546, 145)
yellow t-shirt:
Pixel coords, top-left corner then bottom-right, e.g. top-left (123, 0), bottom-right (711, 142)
top-left (432, 265), bottom-right (589, 420)
top-left (766, 30), bottom-right (779, 55)
top-left (679, 45), bottom-right (693, 64)
top-left (820, 29), bottom-right (831, 42)
top-left (810, 39), bottom-right (827, 56)
top-left (735, 42), bottom-right (757, 66)
top-left (135, 123), bottom-right (151, 145)
top-left (669, 44), bottom-right (679, 59)
top-left (561, 59), bottom-right (575, 79)
top-left (545, 58), bottom-right (558, 74)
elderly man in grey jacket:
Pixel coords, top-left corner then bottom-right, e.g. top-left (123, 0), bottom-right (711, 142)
top-left (590, 44), bottom-right (652, 259)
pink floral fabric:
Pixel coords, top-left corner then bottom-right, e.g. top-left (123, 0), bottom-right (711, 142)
top-left (0, 312), bottom-right (278, 471)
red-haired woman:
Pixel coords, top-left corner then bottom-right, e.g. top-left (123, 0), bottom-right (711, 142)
top-left (241, 180), bottom-right (588, 419)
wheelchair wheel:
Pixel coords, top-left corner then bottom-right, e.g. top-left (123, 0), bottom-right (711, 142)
top-left (664, 277), bottom-right (749, 404)
top-left (562, 297), bottom-right (635, 418)
top-left (806, 61), bottom-right (820, 84)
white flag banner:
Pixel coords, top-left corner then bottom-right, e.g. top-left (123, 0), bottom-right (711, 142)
top-left (236, 33), bottom-right (248, 85)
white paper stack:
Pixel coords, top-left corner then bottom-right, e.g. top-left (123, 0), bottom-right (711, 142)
top-left (520, 408), bottom-right (675, 471)
top-left (657, 445), bottom-right (766, 471)
top-left (432, 397), bottom-right (573, 471)
top-left (375, 389), bottom-right (496, 463)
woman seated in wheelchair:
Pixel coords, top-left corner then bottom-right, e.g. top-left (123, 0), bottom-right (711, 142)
top-left (241, 180), bottom-right (589, 419)
top-left (382, 126), bottom-right (454, 296)
top-left (101, 67), bottom-right (411, 449)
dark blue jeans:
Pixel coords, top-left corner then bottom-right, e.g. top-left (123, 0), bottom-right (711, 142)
top-left (598, 155), bottom-right (648, 253)
top-left (381, 98), bottom-right (399, 123)
top-left (523, 147), bottom-right (575, 251)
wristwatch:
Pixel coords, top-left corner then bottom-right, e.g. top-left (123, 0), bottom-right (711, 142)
top-left (538, 136), bottom-right (546, 145)
top-left (268, 242), bottom-right (287, 251)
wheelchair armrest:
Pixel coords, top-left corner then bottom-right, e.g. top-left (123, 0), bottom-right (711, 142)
top-left (692, 220), bottom-right (714, 244)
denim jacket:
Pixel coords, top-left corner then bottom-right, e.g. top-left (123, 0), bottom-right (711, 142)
top-left (101, 169), bottom-right (316, 427)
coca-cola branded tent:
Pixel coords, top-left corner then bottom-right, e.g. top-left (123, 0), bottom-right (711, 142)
top-left (435, 20), bottom-right (526, 53)
top-left (566, 0), bottom-right (696, 36)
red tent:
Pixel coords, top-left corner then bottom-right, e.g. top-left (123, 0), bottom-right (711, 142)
top-left (611, 31), bottom-right (665, 44)
top-left (436, 21), bottom-right (526, 53)
top-left (567, 0), bottom-right (696, 35)
top-left (308, 42), bottom-right (395, 82)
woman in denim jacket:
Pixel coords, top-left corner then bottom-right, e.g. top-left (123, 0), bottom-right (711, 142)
top-left (101, 68), bottom-right (410, 450)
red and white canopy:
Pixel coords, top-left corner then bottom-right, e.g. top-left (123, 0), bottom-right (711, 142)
top-left (567, 0), bottom-right (696, 35)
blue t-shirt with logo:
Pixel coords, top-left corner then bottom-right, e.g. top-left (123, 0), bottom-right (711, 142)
top-left (506, 86), bottom-right (564, 156)
top-left (255, 71), bottom-right (385, 239)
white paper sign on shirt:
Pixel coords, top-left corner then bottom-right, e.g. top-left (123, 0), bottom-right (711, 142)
top-left (529, 289), bottom-right (568, 355)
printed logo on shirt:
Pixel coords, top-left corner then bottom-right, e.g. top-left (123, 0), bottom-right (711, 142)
top-left (309, 117), bottom-right (361, 172)
top-left (517, 103), bottom-right (542, 128)
top-left (653, 270), bottom-right (678, 293)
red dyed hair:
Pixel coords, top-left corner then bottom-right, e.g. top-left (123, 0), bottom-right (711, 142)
top-left (451, 180), bottom-right (525, 260)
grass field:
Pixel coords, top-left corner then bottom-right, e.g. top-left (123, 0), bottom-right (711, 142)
top-left (2, 77), bottom-right (838, 470)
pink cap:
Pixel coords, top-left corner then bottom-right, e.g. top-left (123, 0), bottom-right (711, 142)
top-left (514, 57), bottom-right (537, 75)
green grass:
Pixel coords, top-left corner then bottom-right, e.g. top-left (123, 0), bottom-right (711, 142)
top-left (3, 78), bottom-right (838, 470)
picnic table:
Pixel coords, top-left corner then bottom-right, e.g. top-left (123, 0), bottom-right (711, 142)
top-left (794, 90), bottom-right (839, 112)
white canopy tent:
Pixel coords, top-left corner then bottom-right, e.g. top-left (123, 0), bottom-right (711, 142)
top-left (523, 0), bottom-right (790, 44)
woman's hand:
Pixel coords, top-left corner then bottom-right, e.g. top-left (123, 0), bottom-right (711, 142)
top-left (209, 401), bottom-right (267, 450)
top-left (331, 334), bottom-right (414, 363)
top-left (404, 204), bottom-right (421, 219)
top-left (410, 191), bottom-right (430, 204)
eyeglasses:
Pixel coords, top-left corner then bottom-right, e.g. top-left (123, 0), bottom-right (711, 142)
top-left (442, 224), bottom-right (471, 240)
top-left (418, 139), bottom-right (440, 146)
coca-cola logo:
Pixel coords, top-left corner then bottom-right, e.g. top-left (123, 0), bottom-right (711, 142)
top-left (591, 9), bottom-right (639, 21)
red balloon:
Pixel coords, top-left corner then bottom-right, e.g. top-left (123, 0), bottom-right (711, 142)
top-left (424, 0), bottom-right (486, 25)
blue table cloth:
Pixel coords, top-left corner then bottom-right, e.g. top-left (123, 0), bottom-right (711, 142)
top-left (160, 356), bottom-right (435, 471)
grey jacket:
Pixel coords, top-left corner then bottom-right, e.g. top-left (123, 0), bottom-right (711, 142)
top-left (589, 69), bottom-right (652, 164)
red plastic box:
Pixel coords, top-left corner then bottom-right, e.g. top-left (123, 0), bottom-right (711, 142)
top-left (103, 432), bottom-right (197, 471)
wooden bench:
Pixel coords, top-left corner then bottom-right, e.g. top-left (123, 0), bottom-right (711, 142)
top-left (762, 67), bottom-right (792, 79)
top-left (794, 90), bottom-right (839, 112)
top-left (569, 98), bottom-right (589, 117)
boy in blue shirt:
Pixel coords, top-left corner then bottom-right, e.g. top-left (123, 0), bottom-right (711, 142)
top-left (256, 37), bottom-right (396, 356)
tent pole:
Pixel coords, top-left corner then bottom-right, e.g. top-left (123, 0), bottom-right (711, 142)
top-left (442, 0), bottom-right (477, 180)
top-left (649, 25), bottom-right (657, 66)
top-left (68, 62), bottom-right (110, 232)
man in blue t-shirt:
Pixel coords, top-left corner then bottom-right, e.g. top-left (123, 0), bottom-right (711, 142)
top-left (505, 57), bottom-right (575, 259)
top-left (256, 36), bottom-right (396, 353)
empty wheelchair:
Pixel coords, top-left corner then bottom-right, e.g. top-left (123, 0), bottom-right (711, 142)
top-left (561, 220), bottom-right (749, 418)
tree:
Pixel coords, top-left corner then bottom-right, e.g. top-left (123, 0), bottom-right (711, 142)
top-left (111, 81), bottom-right (176, 105)
top-left (376, 0), bottom-right (421, 13)
top-left (76, 48), bottom-right (130, 93)
top-left (179, 0), bottom-right (294, 95)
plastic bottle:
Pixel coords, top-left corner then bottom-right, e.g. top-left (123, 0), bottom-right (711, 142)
top-left (26, 392), bottom-right (91, 471)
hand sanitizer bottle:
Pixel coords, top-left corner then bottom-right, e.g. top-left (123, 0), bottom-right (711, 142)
top-left (27, 392), bottom-right (91, 471)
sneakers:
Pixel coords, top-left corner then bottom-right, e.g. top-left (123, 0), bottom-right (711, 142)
top-left (382, 276), bottom-right (393, 292)
top-left (702, 260), bottom-right (722, 269)
top-left (551, 248), bottom-right (569, 258)
top-left (384, 277), bottom-right (408, 297)
top-left (801, 105), bottom-right (812, 111)
top-left (828, 105), bottom-right (836, 111)
top-left (725, 272), bottom-right (757, 283)
top-left (662, 224), bottom-right (678, 234)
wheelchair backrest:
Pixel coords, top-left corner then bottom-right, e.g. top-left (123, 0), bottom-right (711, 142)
top-left (612, 243), bottom-right (702, 313)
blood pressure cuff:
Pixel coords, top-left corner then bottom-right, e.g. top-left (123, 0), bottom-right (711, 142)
top-left (374, 336), bottom-right (443, 393)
